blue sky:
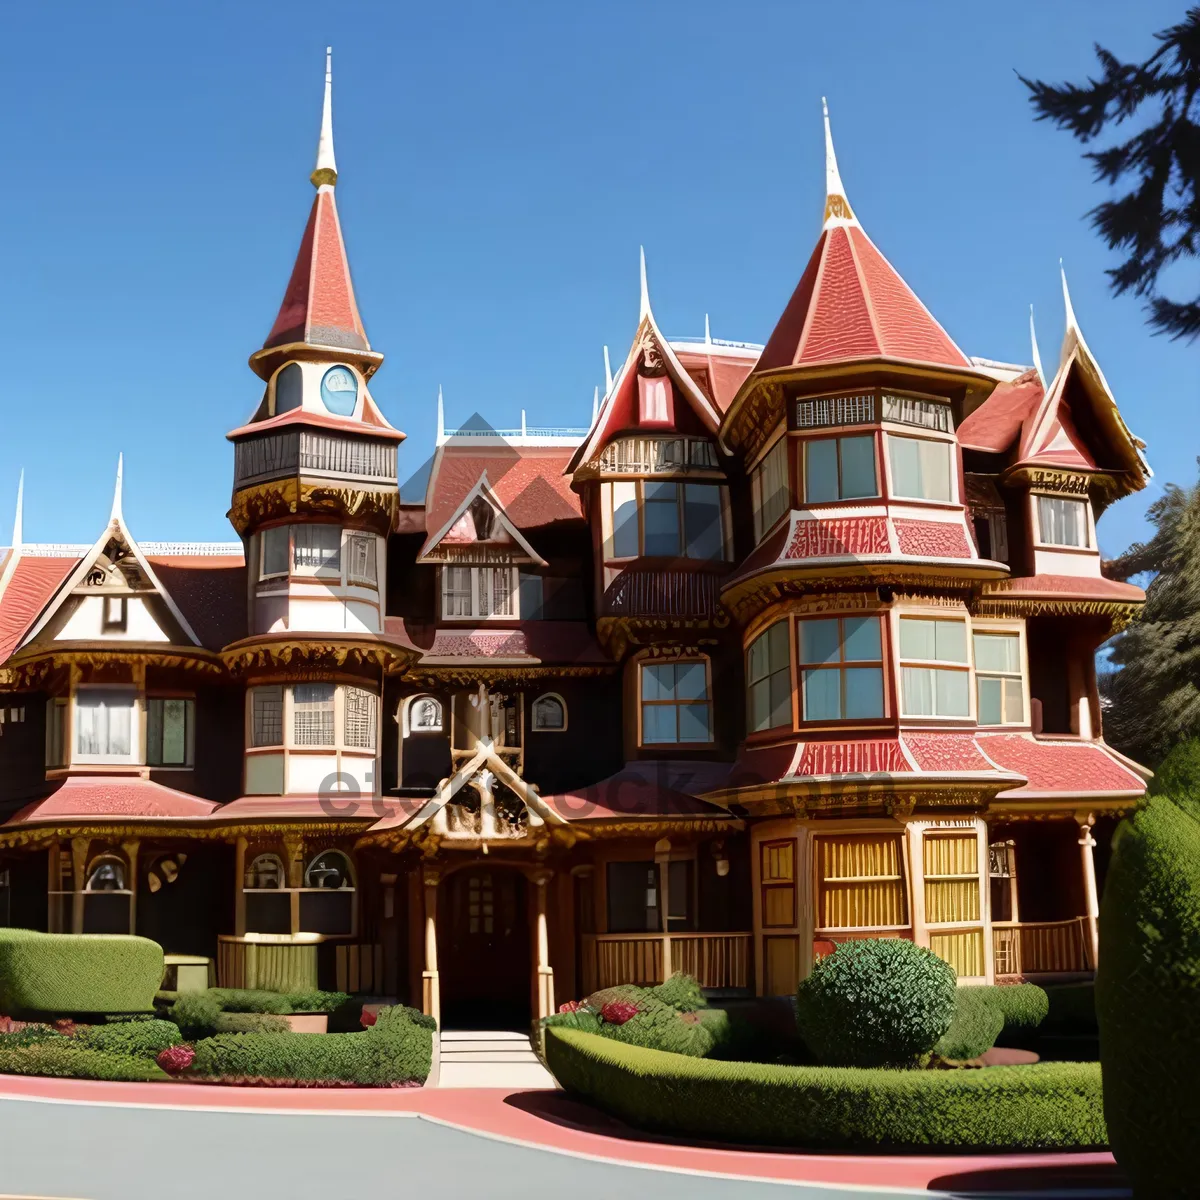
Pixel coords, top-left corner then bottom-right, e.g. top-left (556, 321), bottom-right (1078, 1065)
top-left (3, 0), bottom-right (1193, 554)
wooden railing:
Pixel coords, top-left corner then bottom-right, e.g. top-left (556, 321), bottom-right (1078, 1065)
top-left (992, 918), bottom-right (1093, 977)
top-left (582, 932), bottom-right (752, 993)
top-left (217, 934), bottom-right (322, 992)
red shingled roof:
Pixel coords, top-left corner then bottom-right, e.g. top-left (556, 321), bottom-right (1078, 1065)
top-left (6, 776), bottom-right (219, 825)
top-left (146, 555), bottom-right (247, 650)
top-left (755, 224), bottom-right (969, 374)
top-left (544, 760), bottom-right (735, 821)
top-left (264, 188), bottom-right (368, 353)
top-left (0, 555), bottom-right (78, 663)
top-left (979, 735), bottom-right (1146, 797)
top-left (673, 348), bottom-right (758, 414)
top-left (981, 574), bottom-right (1145, 605)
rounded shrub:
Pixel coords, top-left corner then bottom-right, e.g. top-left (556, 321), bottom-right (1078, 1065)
top-left (651, 973), bottom-right (706, 1012)
top-left (796, 939), bottom-right (957, 1068)
top-left (934, 989), bottom-right (1004, 1061)
top-left (77, 1018), bottom-right (182, 1059)
top-left (1097, 786), bottom-right (1200, 1198)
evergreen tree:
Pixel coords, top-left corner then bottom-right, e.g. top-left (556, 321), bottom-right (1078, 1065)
top-left (1103, 467), bottom-right (1200, 763)
top-left (1021, 9), bottom-right (1200, 339)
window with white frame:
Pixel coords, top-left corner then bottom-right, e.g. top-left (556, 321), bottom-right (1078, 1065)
top-left (74, 689), bottom-right (137, 762)
top-left (147, 697), bottom-right (194, 767)
top-left (640, 661), bottom-right (712, 744)
top-left (899, 617), bottom-right (970, 717)
top-left (249, 684), bottom-right (380, 751)
top-left (343, 687), bottom-right (378, 750)
top-left (293, 684), bottom-right (336, 746)
top-left (250, 686), bottom-right (284, 747)
top-left (751, 437), bottom-right (790, 541)
top-left (441, 565), bottom-right (518, 619)
top-left (292, 525), bottom-right (342, 575)
top-left (803, 435), bottom-right (878, 503)
top-left (747, 621), bottom-right (792, 732)
top-left (798, 616), bottom-right (885, 721)
top-left (260, 526), bottom-right (290, 579)
top-left (888, 435), bottom-right (953, 502)
top-left (1036, 495), bottom-right (1090, 548)
top-left (531, 693), bottom-right (566, 731)
top-left (345, 533), bottom-right (377, 585)
top-left (973, 631), bottom-right (1025, 725)
top-left (605, 481), bottom-right (728, 561)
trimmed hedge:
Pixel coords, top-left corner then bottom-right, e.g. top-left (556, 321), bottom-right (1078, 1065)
top-left (0, 1034), bottom-right (167, 1082)
top-left (76, 1019), bottom-right (182, 1059)
top-left (934, 990), bottom-right (1004, 1061)
top-left (189, 1005), bottom-right (433, 1086)
top-left (211, 1012), bottom-right (291, 1035)
top-left (1097, 787), bottom-right (1200, 1198)
top-left (796, 940), bottom-right (957, 1068)
top-left (545, 1028), bottom-right (1107, 1150)
top-left (0, 930), bottom-right (163, 1015)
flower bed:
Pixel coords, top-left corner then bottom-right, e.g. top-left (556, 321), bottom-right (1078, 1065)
top-left (544, 1027), bottom-right (1107, 1151)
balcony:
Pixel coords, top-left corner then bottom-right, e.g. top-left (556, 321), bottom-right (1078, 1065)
top-left (581, 932), bottom-right (752, 992)
top-left (234, 429), bottom-right (398, 489)
top-left (993, 918), bottom-right (1094, 978)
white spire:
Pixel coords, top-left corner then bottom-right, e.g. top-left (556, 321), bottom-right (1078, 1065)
top-left (436, 385), bottom-right (445, 444)
top-left (1059, 259), bottom-right (1081, 359)
top-left (1029, 305), bottom-right (1046, 389)
top-left (603, 345), bottom-right (613, 393)
top-left (639, 245), bottom-right (651, 320)
top-left (10, 471), bottom-right (23, 550)
top-left (521, 409), bottom-right (527, 437)
top-left (704, 313), bottom-right (712, 345)
top-left (592, 385), bottom-right (600, 422)
top-left (311, 46), bottom-right (338, 189)
top-left (110, 454), bottom-right (124, 524)
top-left (822, 97), bottom-right (856, 229)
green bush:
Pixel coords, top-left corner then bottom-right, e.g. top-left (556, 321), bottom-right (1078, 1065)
top-left (206, 988), bottom-right (292, 1014)
top-left (168, 992), bottom-right (223, 1040)
top-left (650, 974), bottom-right (706, 1012)
top-left (0, 1036), bottom-right (167, 1082)
top-left (190, 1006), bottom-right (432, 1086)
top-left (1042, 982), bottom-right (1096, 1034)
top-left (77, 1019), bottom-right (182, 1059)
top-left (0, 1024), bottom-right (65, 1049)
top-left (371, 1004), bottom-right (436, 1033)
top-left (796, 940), bottom-right (957, 1068)
top-left (0, 930), bottom-right (163, 1015)
top-left (212, 1012), bottom-right (291, 1035)
top-left (935, 989), bottom-right (1005, 1061)
top-left (985, 983), bottom-right (1049, 1034)
top-left (1097, 788), bottom-right (1200, 1198)
top-left (545, 1028), bottom-right (1105, 1149)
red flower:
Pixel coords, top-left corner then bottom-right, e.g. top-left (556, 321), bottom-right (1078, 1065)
top-left (600, 1000), bottom-right (640, 1026)
top-left (360, 1007), bottom-right (377, 1027)
top-left (156, 1045), bottom-right (195, 1074)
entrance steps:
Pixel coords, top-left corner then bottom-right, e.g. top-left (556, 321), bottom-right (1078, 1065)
top-left (435, 1029), bottom-right (556, 1090)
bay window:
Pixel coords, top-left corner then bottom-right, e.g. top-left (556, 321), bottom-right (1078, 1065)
top-left (247, 683), bottom-right (378, 752)
top-left (258, 525), bottom-right (376, 584)
top-left (292, 525), bottom-right (341, 575)
top-left (899, 617), bottom-right (970, 717)
top-left (251, 685), bottom-right (284, 747)
top-left (798, 616), bottom-right (885, 721)
top-left (74, 689), bottom-right (136, 763)
top-left (640, 660), bottom-right (712, 744)
top-left (260, 526), bottom-right (289, 579)
top-left (888, 435), bottom-right (953, 502)
top-left (803, 435), bottom-right (878, 503)
top-left (604, 481), bottom-right (729, 561)
top-left (1036, 496), bottom-right (1090, 547)
top-left (973, 631), bottom-right (1024, 725)
top-left (441, 565), bottom-right (518, 619)
top-left (751, 437), bottom-right (790, 541)
top-left (293, 684), bottom-right (336, 746)
top-left (747, 621), bottom-right (792, 732)
top-left (147, 697), bottom-right (194, 767)
top-left (345, 533), bottom-right (377, 585)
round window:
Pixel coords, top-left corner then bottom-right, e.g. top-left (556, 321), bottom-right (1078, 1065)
top-left (274, 362), bottom-right (303, 414)
top-left (320, 366), bottom-right (358, 416)
top-left (304, 850), bottom-right (353, 889)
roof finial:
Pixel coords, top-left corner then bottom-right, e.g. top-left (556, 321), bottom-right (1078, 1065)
top-left (603, 345), bottom-right (613, 393)
top-left (436, 385), bottom-right (445, 444)
top-left (311, 47), bottom-right (338, 189)
top-left (1029, 305), bottom-right (1046, 389)
top-left (639, 246), bottom-right (651, 321)
top-left (822, 97), bottom-right (856, 228)
top-left (110, 453), bottom-right (124, 524)
top-left (1060, 258), bottom-right (1080, 337)
top-left (704, 313), bottom-right (712, 345)
top-left (592, 385), bottom-right (600, 422)
top-left (10, 471), bottom-right (23, 550)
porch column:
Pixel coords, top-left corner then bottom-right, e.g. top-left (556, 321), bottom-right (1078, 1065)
top-left (233, 836), bottom-right (248, 937)
top-left (121, 839), bottom-right (140, 935)
top-left (532, 869), bottom-right (555, 1019)
top-left (421, 866), bottom-right (441, 1028)
top-left (283, 834), bottom-right (304, 936)
top-left (47, 838), bottom-right (61, 932)
top-left (70, 837), bottom-right (90, 934)
top-left (655, 840), bottom-right (672, 982)
top-left (1077, 813), bottom-right (1100, 968)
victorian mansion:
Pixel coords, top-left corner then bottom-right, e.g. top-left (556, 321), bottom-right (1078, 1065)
top-left (0, 58), bottom-right (1151, 1026)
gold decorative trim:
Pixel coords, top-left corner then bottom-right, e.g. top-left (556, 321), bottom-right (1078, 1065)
top-left (228, 479), bottom-right (396, 536)
top-left (221, 638), bottom-right (415, 677)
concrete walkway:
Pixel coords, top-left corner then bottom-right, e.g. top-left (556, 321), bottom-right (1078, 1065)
top-left (437, 1029), bottom-right (556, 1089)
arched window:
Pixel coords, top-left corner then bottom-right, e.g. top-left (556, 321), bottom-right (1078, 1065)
top-left (531, 692), bottom-right (567, 732)
top-left (320, 365), bottom-right (358, 416)
top-left (304, 849), bottom-right (354, 890)
top-left (274, 362), bottom-right (303, 415)
top-left (85, 855), bottom-right (127, 892)
top-left (246, 853), bottom-right (285, 890)
top-left (405, 694), bottom-right (443, 735)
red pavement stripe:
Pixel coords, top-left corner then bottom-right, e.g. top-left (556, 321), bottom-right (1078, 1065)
top-left (0, 1076), bottom-right (1123, 1194)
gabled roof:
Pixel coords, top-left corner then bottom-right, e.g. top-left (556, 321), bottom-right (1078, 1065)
top-left (957, 368), bottom-right (1043, 454)
top-left (752, 102), bottom-right (970, 377)
top-left (418, 472), bottom-right (547, 564)
top-left (670, 336), bottom-right (760, 414)
top-left (566, 249), bottom-right (726, 474)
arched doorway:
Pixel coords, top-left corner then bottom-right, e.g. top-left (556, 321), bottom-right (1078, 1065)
top-left (438, 865), bottom-right (531, 1029)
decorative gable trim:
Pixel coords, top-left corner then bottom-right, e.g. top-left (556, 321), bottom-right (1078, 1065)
top-left (417, 472), bottom-right (547, 565)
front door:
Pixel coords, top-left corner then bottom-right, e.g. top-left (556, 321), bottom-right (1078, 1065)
top-left (439, 867), bottom-right (530, 1029)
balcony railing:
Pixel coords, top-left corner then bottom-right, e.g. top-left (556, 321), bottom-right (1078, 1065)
top-left (581, 932), bottom-right (752, 993)
top-left (992, 918), bottom-right (1093, 977)
top-left (234, 430), bottom-right (398, 488)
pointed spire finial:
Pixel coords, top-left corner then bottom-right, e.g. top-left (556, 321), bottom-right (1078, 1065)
top-left (1060, 259), bottom-right (1079, 337)
top-left (11, 471), bottom-right (23, 550)
top-left (311, 46), bottom-right (338, 189)
top-left (1029, 305), bottom-right (1046, 389)
top-left (592, 385), bottom-right (600, 422)
top-left (639, 246), bottom-right (651, 321)
top-left (110, 454), bottom-right (124, 524)
top-left (704, 313), bottom-right (712, 345)
top-left (822, 97), bottom-right (856, 228)
top-left (603, 345), bottom-right (613, 393)
top-left (436, 385), bottom-right (445, 444)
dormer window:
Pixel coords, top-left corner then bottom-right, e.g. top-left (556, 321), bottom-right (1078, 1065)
top-left (320, 365), bottom-right (358, 415)
top-left (604, 481), bottom-right (729, 561)
top-left (274, 362), bottom-right (303, 414)
top-left (442, 565), bottom-right (518, 619)
top-left (1037, 496), bottom-right (1090, 548)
